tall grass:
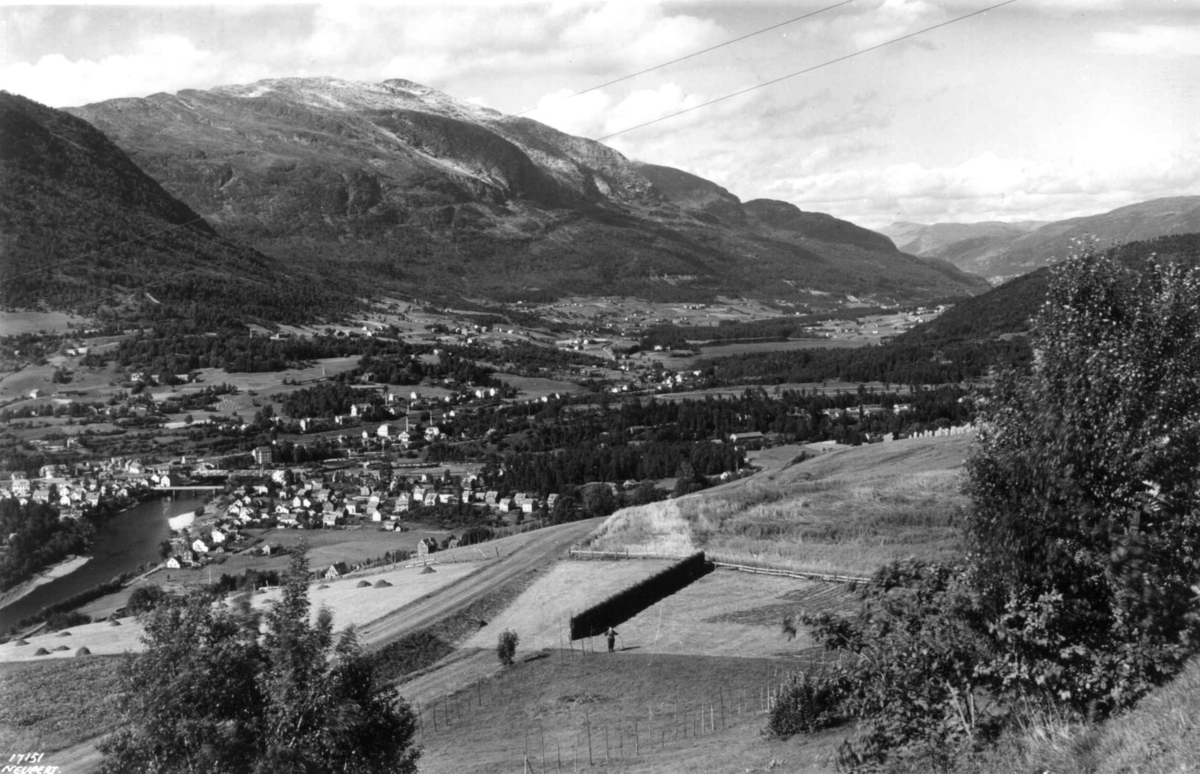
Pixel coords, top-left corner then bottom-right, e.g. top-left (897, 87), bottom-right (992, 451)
top-left (968, 657), bottom-right (1200, 774)
top-left (589, 449), bottom-right (968, 577)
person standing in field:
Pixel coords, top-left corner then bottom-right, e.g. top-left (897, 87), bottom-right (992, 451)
top-left (606, 626), bottom-right (619, 652)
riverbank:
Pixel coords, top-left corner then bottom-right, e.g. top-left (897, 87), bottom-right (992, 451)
top-left (0, 556), bottom-right (92, 612)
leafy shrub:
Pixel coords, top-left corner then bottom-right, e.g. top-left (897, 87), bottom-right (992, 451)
top-left (801, 561), bottom-right (1002, 769)
top-left (767, 671), bottom-right (842, 738)
top-left (497, 630), bottom-right (519, 667)
top-left (47, 611), bottom-right (91, 631)
top-left (126, 584), bottom-right (169, 615)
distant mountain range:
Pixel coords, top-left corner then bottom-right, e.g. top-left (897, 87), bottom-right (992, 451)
top-left (897, 232), bottom-right (1200, 349)
top-left (0, 91), bottom-right (354, 325)
top-left (882, 197), bottom-right (1200, 282)
top-left (52, 76), bottom-right (988, 311)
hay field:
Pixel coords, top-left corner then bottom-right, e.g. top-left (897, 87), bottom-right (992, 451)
top-left (461, 560), bottom-right (851, 661)
top-left (0, 562), bottom-right (482, 663)
top-left (0, 311), bottom-right (79, 335)
top-left (590, 432), bottom-right (974, 577)
top-left (460, 560), bottom-right (673, 652)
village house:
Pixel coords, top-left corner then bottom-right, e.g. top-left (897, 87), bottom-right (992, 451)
top-left (324, 562), bottom-right (351, 579)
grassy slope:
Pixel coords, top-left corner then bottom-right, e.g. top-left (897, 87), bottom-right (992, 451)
top-left (0, 657), bottom-right (123, 752)
top-left (591, 432), bottom-right (973, 577)
top-left (415, 651), bottom-right (843, 774)
top-left (971, 655), bottom-right (1200, 774)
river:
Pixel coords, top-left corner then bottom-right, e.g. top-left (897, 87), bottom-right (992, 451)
top-left (0, 495), bottom-right (207, 627)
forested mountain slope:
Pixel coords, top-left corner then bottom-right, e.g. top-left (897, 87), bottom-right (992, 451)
top-left (0, 91), bottom-right (356, 326)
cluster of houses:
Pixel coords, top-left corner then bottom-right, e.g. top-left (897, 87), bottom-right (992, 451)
top-left (2, 459), bottom-right (158, 519)
top-left (821, 404), bottom-right (913, 420)
top-left (163, 523), bottom-right (251, 569)
top-left (179, 463), bottom-right (552, 540)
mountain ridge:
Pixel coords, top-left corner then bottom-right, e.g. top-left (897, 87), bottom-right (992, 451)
top-left (62, 76), bottom-right (989, 309)
top-left (884, 197), bottom-right (1200, 282)
top-left (0, 90), bottom-right (355, 324)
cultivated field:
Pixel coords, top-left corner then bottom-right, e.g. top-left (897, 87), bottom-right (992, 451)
top-left (0, 561), bottom-right (484, 663)
top-left (466, 560), bottom-right (854, 662)
top-left (589, 432), bottom-right (974, 577)
top-left (0, 311), bottom-right (80, 336)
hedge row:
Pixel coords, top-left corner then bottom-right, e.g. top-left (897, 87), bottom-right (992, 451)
top-left (569, 552), bottom-right (712, 640)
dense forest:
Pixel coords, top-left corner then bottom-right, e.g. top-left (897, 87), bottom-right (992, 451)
top-left (697, 338), bottom-right (1029, 385)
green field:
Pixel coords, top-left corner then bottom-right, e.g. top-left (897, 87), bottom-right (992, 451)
top-left (589, 432), bottom-right (973, 577)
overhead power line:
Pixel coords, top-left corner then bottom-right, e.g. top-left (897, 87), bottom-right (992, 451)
top-left (595, 0), bottom-right (1019, 142)
top-left (518, 0), bottom-right (857, 116)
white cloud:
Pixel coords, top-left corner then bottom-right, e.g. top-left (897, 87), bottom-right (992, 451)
top-left (0, 34), bottom-right (222, 106)
top-left (1094, 25), bottom-right (1200, 57)
top-left (765, 150), bottom-right (1200, 227)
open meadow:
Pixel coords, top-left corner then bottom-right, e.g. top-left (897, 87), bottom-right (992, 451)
top-left (589, 432), bottom-right (974, 577)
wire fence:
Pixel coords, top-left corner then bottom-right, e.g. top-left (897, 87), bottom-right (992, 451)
top-left (411, 644), bottom-right (815, 772)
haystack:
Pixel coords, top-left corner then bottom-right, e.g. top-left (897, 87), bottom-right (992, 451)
top-left (374, 579), bottom-right (393, 588)
top-left (75, 647), bottom-right (92, 656)
top-left (356, 580), bottom-right (372, 588)
top-left (33, 647), bottom-right (49, 656)
top-left (421, 565), bottom-right (437, 574)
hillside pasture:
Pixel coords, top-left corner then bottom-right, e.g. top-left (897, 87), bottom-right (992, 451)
top-left (0, 310), bottom-right (79, 335)
top-left (589, 432), bottom-right (973, 577)
top-left (413, 651), bottom-right (841, 774)
top-left (462, 559), bottom-right (852, 662)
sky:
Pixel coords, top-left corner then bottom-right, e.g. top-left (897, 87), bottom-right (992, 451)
top-left (1, 0), bottom-right (1197, 229)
